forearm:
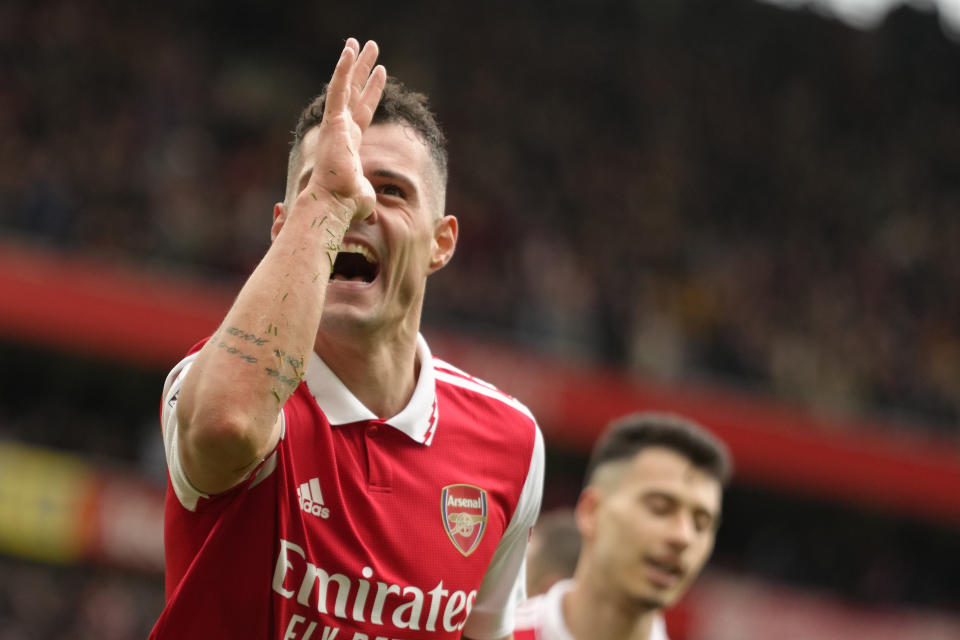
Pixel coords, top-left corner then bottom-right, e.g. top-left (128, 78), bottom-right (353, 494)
top-left (177, 193), bottom-right (346, 492)
top-left (172, 38), bottom-right (384, 495)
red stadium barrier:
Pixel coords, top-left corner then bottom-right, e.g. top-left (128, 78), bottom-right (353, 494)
top-left (1, 240), bottom-right (959, 525)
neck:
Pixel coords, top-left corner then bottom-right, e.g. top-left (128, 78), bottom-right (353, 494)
top-left (562, 576), bottom-right (660, 640)
top-left (314, 321), bottom-right (420, 419)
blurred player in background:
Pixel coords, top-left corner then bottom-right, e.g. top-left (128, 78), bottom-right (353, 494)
top-left (151, 38), bottom-right (543, 640)
top-left (525, 508), bottom-right (581, 597)
top-left (515, 413), bottom-right (731, 640)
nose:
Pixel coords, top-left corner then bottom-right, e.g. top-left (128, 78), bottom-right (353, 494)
top-left (665, 512), bottom-right (696, 551)
top-left (347, 205), bottom-right (378, 233)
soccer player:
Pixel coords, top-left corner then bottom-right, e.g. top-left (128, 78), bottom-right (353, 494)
top-left (514, 413), bottom-right (731, 640)
top-left (525, 508), bottom-right (581, 597)
top-left (150, 38), bottom-right (544, 640)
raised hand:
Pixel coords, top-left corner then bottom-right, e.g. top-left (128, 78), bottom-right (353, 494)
top-left (174, 39), bottom-right (386, 498)
top-left (303, 38), bottom-right (386, 227)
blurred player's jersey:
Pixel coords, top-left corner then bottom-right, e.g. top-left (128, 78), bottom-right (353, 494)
top-left (514, 579), bottom-right (669, 640)
top-left (150, 334), bottom-right (543, 640)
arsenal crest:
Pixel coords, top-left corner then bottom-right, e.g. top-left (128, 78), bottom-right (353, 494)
top-left (441, 484), bottom-right (488, 557)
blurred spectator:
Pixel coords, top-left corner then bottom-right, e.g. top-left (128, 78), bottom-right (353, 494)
top-left (0, 556), bottom-right (161, 640)
top-left (526, 508), bottom-right (582, 597)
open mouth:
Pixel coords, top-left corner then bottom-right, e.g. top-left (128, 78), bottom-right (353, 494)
top-left (331, 242), bottom-right (379, 284)
top-left (643, 556), bottom-right (684, 586)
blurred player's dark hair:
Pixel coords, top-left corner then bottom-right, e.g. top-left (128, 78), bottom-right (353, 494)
top-left (527, 507), bottom-right (581, 595)
top-left (585, 412), bottom-right (732, 487)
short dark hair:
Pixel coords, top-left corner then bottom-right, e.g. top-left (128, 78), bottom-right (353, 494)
top-left (584, 412), bottom-right (732, 487)
top-left (290, 76), bottom-right (448, 188)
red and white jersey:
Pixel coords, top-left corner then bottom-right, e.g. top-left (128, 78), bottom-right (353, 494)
top-left (150, 333), bottom-right (544, 640)
top-left (514, 580), bottom-right (669, 640)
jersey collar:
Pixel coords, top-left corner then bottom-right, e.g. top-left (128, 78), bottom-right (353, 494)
top-left (303, 333), bottom-right (439, 445)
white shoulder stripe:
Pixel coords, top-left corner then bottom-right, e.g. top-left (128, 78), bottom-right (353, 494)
top-left (434, 370), bottom-right (536, 424)
top-left (432, 357), bottom-right (469, 376)
top-left (433, 359), bottom-right (499, 391)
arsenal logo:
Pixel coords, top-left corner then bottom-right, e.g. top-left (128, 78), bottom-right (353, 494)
top-left (441, 484), bottom-right (488, 557)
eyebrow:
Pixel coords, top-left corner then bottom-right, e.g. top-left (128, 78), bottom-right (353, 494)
top-left (693, 505), bottom-right (717, 525)
top-left (371, 168), bottom-right (418, 195)
top-left (643, 490), bottom-right (719, 521)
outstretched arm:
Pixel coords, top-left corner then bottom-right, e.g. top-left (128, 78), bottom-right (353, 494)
top-left (173, 38), bottom-right (387, 495)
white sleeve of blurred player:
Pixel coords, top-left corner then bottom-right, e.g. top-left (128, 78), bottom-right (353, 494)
top-left (462, 424), bottom-right (545, 639)
top-left (514, 579), bottom-right (671, 640)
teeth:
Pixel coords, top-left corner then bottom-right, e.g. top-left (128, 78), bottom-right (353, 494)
top-left (341, 242), bottom-right (377, 265)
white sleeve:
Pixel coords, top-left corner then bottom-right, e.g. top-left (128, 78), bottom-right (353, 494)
top-left (160, 353), bottom-right (284, 511)
top-left (161, 353), bottom-right (220, 512)
top-left (462, 423), bottom-right (545, 639)
top-left (161, 353), bottom-right (209, 512)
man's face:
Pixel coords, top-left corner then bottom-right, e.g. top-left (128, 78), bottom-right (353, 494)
top-left (285, 122), bottom-right (456, 336)
top-left (581, 447), bottom-right (722, 610)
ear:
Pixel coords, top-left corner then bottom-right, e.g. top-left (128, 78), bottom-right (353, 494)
top-left (428, 214), bottom-right (458, 273)
top-left (270, 202), bottom-right (287, 242)
top-left (575, 486), bottom-right (602, 543)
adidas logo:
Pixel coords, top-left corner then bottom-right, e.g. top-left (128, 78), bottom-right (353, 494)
top-left (297, 478), bottom-right (330, 519)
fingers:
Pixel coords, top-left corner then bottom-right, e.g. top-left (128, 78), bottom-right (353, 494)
top-left (355, 64), bottom-right (387, 131)
top-left (347, 40), bottom-right (385, 131)
top-left (351, 40), bottom-right (380, 100)
top-left (323, 38), bottom-right (384, 130)
top-left (324, 40), bottom-right (358, 115)
top-left (346, 40), bottom-right (384, 129)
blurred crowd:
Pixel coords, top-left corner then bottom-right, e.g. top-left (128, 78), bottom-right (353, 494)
top-left (2, 0), bottom-right (959, 442)
top-left (429, 2), bottom-right (960, 433)
top-left (2, 3), bottom-right (959, 635)
top-left (0, 556), bottom-right (160, 640)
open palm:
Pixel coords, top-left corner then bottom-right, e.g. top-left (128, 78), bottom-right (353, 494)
top-left (307, 38), bottom-right (386, 226)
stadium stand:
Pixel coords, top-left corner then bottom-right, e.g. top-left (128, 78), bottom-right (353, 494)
top-left (1, 0), bottom-right (958, 637)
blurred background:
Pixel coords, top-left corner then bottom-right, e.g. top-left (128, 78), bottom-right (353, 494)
top-left (1, 0), bottom-right (959, 638)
